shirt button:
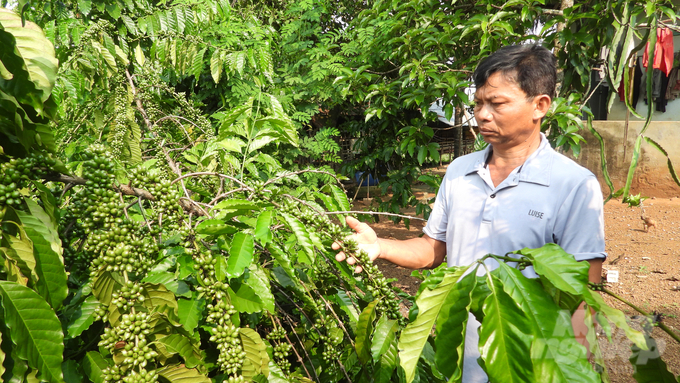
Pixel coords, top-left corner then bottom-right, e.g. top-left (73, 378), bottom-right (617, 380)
top-left (490, 194), bottom-right (496, 198)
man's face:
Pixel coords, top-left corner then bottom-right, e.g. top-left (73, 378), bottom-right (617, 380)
top-left (473, 71), bottom-right (546, 150)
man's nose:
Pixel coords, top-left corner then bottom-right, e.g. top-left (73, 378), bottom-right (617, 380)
top-left (475, 105), bottom-right (492, 122)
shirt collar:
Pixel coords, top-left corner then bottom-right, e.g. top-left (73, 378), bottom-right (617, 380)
top-left (465, 133), bottom-right (553, 186)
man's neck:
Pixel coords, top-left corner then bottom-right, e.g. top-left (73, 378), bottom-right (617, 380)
top-left (487, 130), bottom-right (542, 187)
top-left (488, 130), bottom-right (542, 169)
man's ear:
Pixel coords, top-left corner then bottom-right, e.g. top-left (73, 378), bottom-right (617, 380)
top-left (533, 95), bottom-right (551, 120)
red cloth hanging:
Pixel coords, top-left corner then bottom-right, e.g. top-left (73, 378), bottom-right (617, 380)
top-left (643, 27), bottom-right (674, 76)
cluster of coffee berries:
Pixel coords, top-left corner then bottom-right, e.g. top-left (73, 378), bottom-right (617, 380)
top-left (109, 86), bottom-right (134, 159)
top-left (0, 153), bottom-right (56, 207)
top-left (128, 167), bottom-right (181, 230)
top-left (207, 301), bottom-right (245, 377)
top-left (206, 300), bottom-right (237, 325)
top-left (94, 304), bottom-right (108, 321)
top-left (193, 251), bottom-right (228, 299)
top-left (99, 312), bottom-right (152, 352)
top-left (267, 327), bottom-right (291, 371)
top-left (101, 360), bottom-right (158, 383)
top-left (111, 281), bottom-right (145, 311)
top-left (90, 242), bottom-right (154, 276)
top-left (118, 339), bottom-right (158, 369)
top-left (81, 145), bottom-right (116, 188)
top-left (120, 368), bottom-right (158, 383)
top-left (350, 246), bottom-right (404, 324)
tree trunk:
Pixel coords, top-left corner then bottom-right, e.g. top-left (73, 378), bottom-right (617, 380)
top-left (454, 106), bottom-right (463, 159)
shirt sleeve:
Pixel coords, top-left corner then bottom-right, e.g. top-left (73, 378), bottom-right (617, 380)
top-left (423, 172), bottom-right (450, 243)
top-left (553, 175), bottom-right (607, 261)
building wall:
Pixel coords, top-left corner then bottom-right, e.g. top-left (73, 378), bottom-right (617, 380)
top-left (572, 121), bottom-right (680, 198)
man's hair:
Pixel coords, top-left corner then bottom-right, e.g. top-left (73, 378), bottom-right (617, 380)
top-left (473, 44), bottom-right (557, 99)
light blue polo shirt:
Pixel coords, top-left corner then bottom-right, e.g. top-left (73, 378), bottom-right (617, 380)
top-left (423, 133), bottom-right (606, 382)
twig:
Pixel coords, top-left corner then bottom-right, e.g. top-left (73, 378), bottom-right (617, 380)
top-left (325, 211), bottom-right (427, 221)
top-left (282, 194), bottom-right (324, 215)
top-left (152, 115), bottom-right (197, 143)
top-left (43, 173), bottom-right (156, 201)
top-left (600, 286), bottom-right (680, 345)
top-left (179, 197), bottom-right (211, 218)
top-left (208, 188), bottom-right (248, 205)
top-left (275, 304), bottom-right (320, 382)
top-left (137, 196), bottom-right (154, 233)
top-left (301, 281), bottom-right (355, 348)
top-left (171, 172), bottom-right (252, 191)
top-left (263, 169), bottom-right (345, 190)
top-left (120, 192), bottom-right (131, 220)
top-left (271, 316), bottom-right (311, 380)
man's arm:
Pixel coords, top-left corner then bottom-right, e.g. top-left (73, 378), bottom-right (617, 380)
top-left (332, 216), bottom-right (447, 272)
top-left (571, 258), bottom-right (603, 351)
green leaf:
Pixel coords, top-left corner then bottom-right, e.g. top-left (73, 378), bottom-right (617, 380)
top-left (329, 184), bottom-right (350, 212)
top-left (370, 315), bottom-right (397, 361)
top-left (433, 270), bottom-right (476, 381)
top-left (478, 273), bottom-right (534, 382)
top-left (191, 47), bottom-right (206, 79)
top-left (643, 136), bottom-right (680, 188)
top-left (0, 8), bottom-right (58, 103)
top-left (582, 290), bottom-right (647, 349)
top-left (629, 325), bottom-right (676, 383)
top-left (157, 363), bottom-right (210, 383)
top-left (31, 181), bottom-right (58, 224)
top-left (516, 244), bottom-right (589, 296)
top-left (141, 283), bottom-right (179, 319)
top-left (217, 137), bottom-right (245, 153)
top-left (177, 296), bottom-right (204, 333)
top-left (212, 199), bottom-right (261, 210)
top-left (155, 334), bottom-right (202, 368)
top-left (399, 266), bottom-right (469, 383)
top-left (194, 219), bottom-right (237, 235)
top-left (82, 351), bottom-right (109, 383)
top-left (2, 223), bottom-right (37, 283)
top-left (375, 337), bottom-right (399, 383)
top-left (279, 213), bottom-right (315, 263)
top-left (495, 263), bottom-right (598, 383)
top-left (228, 281), bottom-right (263, 314)
top-left (0, 333), bottom-right (5, 378)
top-left (227, 233), bottom-right (254, 278)
top-left (92, 271), bottom-right (122, 306)
top-left (334, 291), bottom-right (359, 323)
top-left (66, 295), bottom-right (99, 339)
top-left (244, 265), bottom-right (275, 313)
top-left (62, 359), bottom-right (83, 383)
top-left (254, 210), bottom-right (273, 245)
top-left (0, 281), bottom-right (64, 383)
top-left (355, 299), bottom-right (378, 364)
top-left (210, 51), bottom-right (223, 83)
top-left (417, 146), bottom-right (426, 165)
top-left (266, 243), bottom-right (296, 281)
top-left (13, 202), bottom-right (67, 310)
top-left (239, 328), bottom-right (269, 380)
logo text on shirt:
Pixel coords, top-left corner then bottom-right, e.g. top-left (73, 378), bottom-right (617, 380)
top-left (528, 209), bottom-right (544, 219)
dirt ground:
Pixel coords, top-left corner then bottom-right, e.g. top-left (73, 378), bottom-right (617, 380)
top-left (351, 179), bottom-right (680, 382)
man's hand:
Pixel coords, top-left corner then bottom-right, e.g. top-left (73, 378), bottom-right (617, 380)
top-left (331, 216), bottom-right (381, 273)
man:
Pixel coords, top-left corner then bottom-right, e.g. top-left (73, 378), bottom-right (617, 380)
top-left (333, 44), bottom-right (605, 382)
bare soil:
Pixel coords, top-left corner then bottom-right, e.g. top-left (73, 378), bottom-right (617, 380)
top-left (352, 178), bottom-right (680, 382)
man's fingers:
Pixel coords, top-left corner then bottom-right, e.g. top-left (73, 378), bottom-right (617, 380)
top-left (331, 241), bottom-right (340, 251)
top-left (335, 252), bottom-right (346, 262)
top-left (346, 257), bottom-right (355, 265)
top-left (346, 216), bottom-right (370, 234)
top-left (354, 265), bottom-right (363, 274)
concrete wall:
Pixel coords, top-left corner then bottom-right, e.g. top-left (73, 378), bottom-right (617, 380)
top-left (571, 121), bottom-right (680, 198)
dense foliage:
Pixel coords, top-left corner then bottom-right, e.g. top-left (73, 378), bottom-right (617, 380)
top-left (1, 0), bottom-right (680, 382)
